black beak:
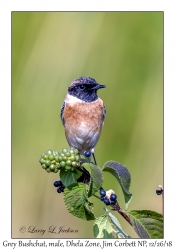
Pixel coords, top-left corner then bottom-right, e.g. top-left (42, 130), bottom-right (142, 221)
top-left (93, 84), bottom-right (106, 90)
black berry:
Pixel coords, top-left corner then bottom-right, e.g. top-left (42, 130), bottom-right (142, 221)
top-left (156, 189), bottom-right (163, 195)
top-left (103, 198), bottom-right (110, 205)
top-left (84, 151), bottom-right (91, 157)
top-left (60, 187), bottom-right (64, 192)
top-left (54, 180), bottom-right (62, 187)
top-left (110, 200), bottom-right (116, 205)
top-left (110, 193), bottom-right (117, 201)
top-left (57, 187), bottom-right (63, 193)
top-left (100, 189), bottom-right (106, 197)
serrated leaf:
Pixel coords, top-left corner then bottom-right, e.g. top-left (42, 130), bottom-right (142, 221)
top-left (93, 214), bottom-right (114, 238)
top-left (63, 183), bottom-right (95, 221)
top-left (60, 168), bottom-right (82, 187)
top-left (128, 210), bottom-right (163, 238)
top-left (104, 208), bottom-right (122, 229)
top-left (104, 208), bottom-right (131, 238)
top-left (83, 163), bottom-right (103, 197)
top-left (102, 161), bottom-right (132, 209)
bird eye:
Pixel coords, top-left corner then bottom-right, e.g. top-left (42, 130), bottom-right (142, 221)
top-left (79, 85), bottom-right (85, 90)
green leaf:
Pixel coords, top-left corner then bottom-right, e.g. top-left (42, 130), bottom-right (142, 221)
top-left (102, 161), bottom-right (132, 209)
top-left (63, 183), bottom-right (95, 221)
top-left (105, 208), bottom-right (131, 238)
top-left (83, 163), bottom-right (103, 197)
top-left (104, 207), bottom-right (122, 229)
top-left (128, 210), bottom-right (163, 238)
top-left (60, 168), bottom-right (82, 187)
top-left (93, 214), bottom-right (114, 238)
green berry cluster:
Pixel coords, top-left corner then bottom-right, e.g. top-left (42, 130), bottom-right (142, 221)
top-left (39, 148), bottom-right (80, 173)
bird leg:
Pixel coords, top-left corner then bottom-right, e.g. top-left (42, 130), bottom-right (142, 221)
top-left (92, 153), bottom-right (97, 165)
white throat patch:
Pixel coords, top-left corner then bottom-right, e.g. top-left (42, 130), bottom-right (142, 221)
top-left (65, 93), bottom-right (99, 104)
top-left (65, 94), bottom-right (83, 103)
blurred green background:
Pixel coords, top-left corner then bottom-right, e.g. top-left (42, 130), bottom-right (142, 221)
top-left (12, 12), bottom-right (163, 238)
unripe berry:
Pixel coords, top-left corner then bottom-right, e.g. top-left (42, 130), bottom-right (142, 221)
top-left (55, 162), bottom-right (61, 168)
top-left (76, 162), bottom-right (80, 167)
top-left (43, 154), bottom-right (48, 160)
top-left (69, 155), bottom-right (76, 161)
top-left (49, 164), bottom-right (55, 171)
top-left (71, 161), bottom-right (77, 167)
top-left (65, 165), bottom-right (71, 170)
top-left (60, 161), bottom-right (66, 167)
top-left (75, 155), bottom-right (79, 161)
top-left (48, 154), bottom-right (55, 161)
top-left (53, 151), bottom-right (58, 156)
top-left (45, 159), bottom-right (51, 166)
top-left (62, 148), bottom-right (68, 154)
top-left (70, 149), bottom-right (75, 155)
top-left (41, 163), bottom-right (47, 169)
top-left (39, 148), bottom-right (82, 173)
top-left (47, 149), bottom-right (53, 155)
top-left (58, 156), bottom-right (63, 162)
top-left (65, 152), bottom-right (71, 157)
top-left (39, 158), bottom-right (45, 164)
top-left (66, 160), bottom-right (72, 166)
top-left (74, 149), bottom-right (79, 155)
top-left (54, 155), bottom-right (60, 162)
top-left (63, 156), bottom-right (67, 161)
top-left (46, 168), bottom-right (51, 173)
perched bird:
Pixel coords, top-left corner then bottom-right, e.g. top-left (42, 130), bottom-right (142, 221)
top-left (60, 76), bottom-right (106, 164)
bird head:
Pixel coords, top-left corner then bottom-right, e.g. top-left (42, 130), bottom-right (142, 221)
top-left (68, 77), bottom-right (105, 102)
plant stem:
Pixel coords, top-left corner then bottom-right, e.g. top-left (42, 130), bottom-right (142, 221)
top-left (93, 194), bottom-right (100, 200)
top-left (111, 202), bottom-right (132, 226)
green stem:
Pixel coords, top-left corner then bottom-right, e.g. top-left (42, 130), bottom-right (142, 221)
top-left (93, 194), bottom-right (100, 200)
